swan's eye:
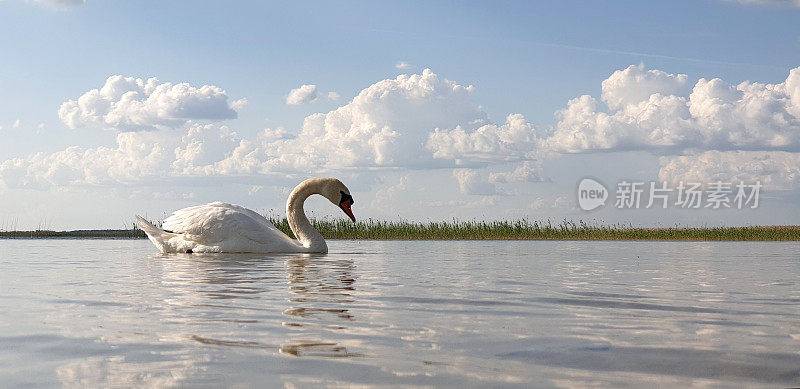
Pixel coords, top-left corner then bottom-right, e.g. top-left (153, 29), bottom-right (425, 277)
top-left (339, 190), bottom-right (354, 205)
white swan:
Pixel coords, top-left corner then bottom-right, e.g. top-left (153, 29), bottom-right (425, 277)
top-left (135, 178), bottom-right (355, 254)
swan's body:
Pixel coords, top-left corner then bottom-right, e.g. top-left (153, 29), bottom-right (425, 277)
top-left (136, 178), bottom-right (355, 254)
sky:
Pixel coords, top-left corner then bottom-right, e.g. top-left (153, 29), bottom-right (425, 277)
top-left (1, 0), bottom-right (800, 230)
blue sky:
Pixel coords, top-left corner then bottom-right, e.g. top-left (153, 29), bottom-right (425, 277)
top-left (1, 0), bottom-right (799, 229)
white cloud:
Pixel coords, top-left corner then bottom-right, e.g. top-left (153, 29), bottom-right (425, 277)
top-left (18, 65), bottom-right (800, 195)
top-left (8, 63), bottom-right (800, 228)
top-left (0, 123), bottom-right (275, 190)
top-left (547, 65), bottom-right (800, 153)
top-left (285, 84), bottom-right (318, 105)
top-left (395, 61), bottom-right (412, 70)
top-left (264, 69), bottom-right (485, 169)
top-left (489, 161), bottom-right (545, 183)
top-left (659, 150), bottom-right (800, 190)
top-left (1, 69), bottom-right (490, 188)
top-left (247, 185), bottom-right (264, 196)
top-left (257, 127), bottom-right (293, 142)
top-left (230, 98), bottom-right (248, 110)
top-left (370, 176), bottom-right (409, 208)
top-left (427, 113), bottom-right (543, 164)
top-left (544, 63), bottom-right (800, 191)
top-left (0, 130), bottom-right (173, 189)
top-left (171, 124), bottom-right (243, 175)
top-left (58, 75), bottom-right (240, 131)
top-left (327, 92), bottom-right (340, 101)
top-left (601, 64), bottom-right (689, 110)
top-left (548, 93), bottom-right (695, 152)
top-left (453, 169), bottom-right (497, 195)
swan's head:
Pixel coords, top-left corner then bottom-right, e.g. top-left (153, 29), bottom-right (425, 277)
top-left (319, 178), bottom-right (356, 223)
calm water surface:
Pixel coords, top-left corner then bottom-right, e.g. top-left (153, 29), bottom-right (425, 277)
top-left (1, 239), bottom-right (799, 387)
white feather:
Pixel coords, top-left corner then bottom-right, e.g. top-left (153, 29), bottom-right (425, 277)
top-left (136, 178), bottom-right (353, 254)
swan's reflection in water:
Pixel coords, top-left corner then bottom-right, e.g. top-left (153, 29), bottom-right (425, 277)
top-left (163, 253), bottom-right (361, 358)
top-left (54, 252), bottom-right (362, 387)
top-left (165, 253), bottom-right (362, 358)
top-left (280, 257), bottom-right (360, 357)
top-left (279, 340), bottom-right (361, 358)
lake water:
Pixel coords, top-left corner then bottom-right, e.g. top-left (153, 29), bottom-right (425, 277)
top-left (1, 239), bottom-right (798, 387)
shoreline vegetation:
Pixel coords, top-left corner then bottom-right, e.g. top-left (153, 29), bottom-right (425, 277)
top-left (1, 219), bottom-right (799, 241)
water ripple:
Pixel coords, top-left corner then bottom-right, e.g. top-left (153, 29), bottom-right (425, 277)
top-left (2, 239), bottom-right (799, 387)
top-left (500, 344), bottom-right (800, 383)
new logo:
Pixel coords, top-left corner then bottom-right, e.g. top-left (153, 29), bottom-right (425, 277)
top-left (577, 178), bottom-right (608, 211)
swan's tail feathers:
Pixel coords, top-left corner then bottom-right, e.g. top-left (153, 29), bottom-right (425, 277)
top-left (136, 215), bottom-right (175, 253)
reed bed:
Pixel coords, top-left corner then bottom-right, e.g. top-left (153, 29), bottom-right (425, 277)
top-left (268, 218), bottom-right (800, 241)
top-left (2, 219), bottom-right (798, 241)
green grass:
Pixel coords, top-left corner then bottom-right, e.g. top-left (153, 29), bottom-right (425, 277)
top-left (2, 219), bottom-right (798, 241)
top-left (269, 218), bottom-right (800, 241)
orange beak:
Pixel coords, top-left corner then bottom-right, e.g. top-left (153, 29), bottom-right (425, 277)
top-left (339, 199), bottom-right (355, 222)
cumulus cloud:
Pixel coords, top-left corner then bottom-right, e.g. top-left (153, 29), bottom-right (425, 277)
top-left (285, 84), bottom-right (318, 105)
top-left (544, 63), bottom-right (800, 189)
top-left (0, 123), bottom-right (275, 190)
top-left (58, 75), bottom-right (240, 131)
top-left (547, 64), bottom-right (800, 153)
top-left (264, 69), bottom-right (485, 169)
top-left (230, 98), bottom-right (248, 110)
top-left (0, 131), bottom-right (173, 189)
top-left (489, 161), bottom-right (545, 183)
top-left (601, 64), bottom-right (689, 110)
top-left (169, 69), bottom-right (484, 175)
top-left (395, 61), bottom-right (413, 70)
top-left (427, 113), bottom-right (544, 164)
top-left (171, 124), bottom-right (243, 175)
top-left (659, 150), bottom-right (800, 190)
top-left (1, 69), bottom-right (491, 189)
top-left (453, 169), bottom-right (497, 195)
top-left (327, 92), bottom-right (340, 101)
top-left (16, 65), bottom-right (800, 194)
top-left (370, 176), bottom-right (409, 208)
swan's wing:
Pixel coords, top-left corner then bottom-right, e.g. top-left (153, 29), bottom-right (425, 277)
top-left (162, 202), bottom-right (298, 248)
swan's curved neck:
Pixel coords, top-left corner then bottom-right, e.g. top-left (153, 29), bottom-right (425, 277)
top-left (286, 180), bottom-right (327, 252)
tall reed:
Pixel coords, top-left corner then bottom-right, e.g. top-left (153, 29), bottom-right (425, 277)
top-left (268, 217), bottom-right (800, 241)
